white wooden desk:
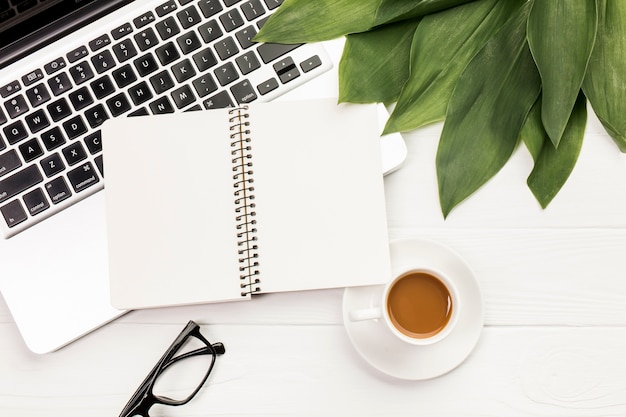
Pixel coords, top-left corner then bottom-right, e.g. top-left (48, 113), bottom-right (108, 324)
top-left (2, 110), bottom-right (626, 416)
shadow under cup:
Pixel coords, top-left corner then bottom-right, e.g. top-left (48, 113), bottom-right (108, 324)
top-left (386, 270), bottom-right (457, 342)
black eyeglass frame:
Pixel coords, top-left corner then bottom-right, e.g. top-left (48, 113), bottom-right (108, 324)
top-left (119, 320), bottom-right (225, 417)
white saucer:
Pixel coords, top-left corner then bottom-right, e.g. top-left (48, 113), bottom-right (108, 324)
top-left (343, 238), bottom-right (484, 380)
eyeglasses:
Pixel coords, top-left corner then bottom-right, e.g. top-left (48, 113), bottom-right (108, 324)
top-left (119, 320), bottom-right (225, 417)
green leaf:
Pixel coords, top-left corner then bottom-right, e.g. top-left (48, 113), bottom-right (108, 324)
top-left (436, 1), bottom-right (541, 218)
top-left (338, 19), bottom-right (419, 104)
top-left (374, 0), bottom-right (477, 25)
top-left (254, 0), bottom-right (477, 44)
top-left (582, 0), bottom-right (626, 152)
top-left (254, 0), bottom-right (381, 43)
top-left (527, 0), bottom-right (597, 147)
top-left (524, 93), bottom-right (586, 208)
top-left (384, 0), bottom-right (526, 133)
top-left (520, 98), bottom-right (545, 162)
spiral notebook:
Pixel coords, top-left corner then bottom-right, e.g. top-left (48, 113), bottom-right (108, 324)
top-left (103, 99), bottom-right (391, 309)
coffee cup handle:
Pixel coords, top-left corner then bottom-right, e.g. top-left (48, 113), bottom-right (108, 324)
top-left (348, 307), bottom-right (383, 322)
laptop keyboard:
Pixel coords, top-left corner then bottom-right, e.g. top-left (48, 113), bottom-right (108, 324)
top-left (0, 0), bottom-right (331, 238)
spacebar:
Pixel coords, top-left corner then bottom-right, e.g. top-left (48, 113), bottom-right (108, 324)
top-left (0, 165), bottom-right (43, 204)
top-left (257, 43), bottom-right (302, 64)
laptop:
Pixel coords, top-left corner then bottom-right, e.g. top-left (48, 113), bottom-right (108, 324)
top-left (0, 0), bottom-right (406, 353)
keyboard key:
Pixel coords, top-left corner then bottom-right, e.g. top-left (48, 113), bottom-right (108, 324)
top-left (155, 42), bottom-right (180, 65)
top-left (69, 61), bottom-right (95, 85)
top-left (112, 22), bottom-right (133, 40)
top-left (44, 57), bottom-right (67, 75)
top-left (235, 51), bottom-right (260, 75)
top-left (67, 45), bottom-right (89, 63)
top-left (90, 75), bottom-right (116, 99)
top-left (171, 59), bottom-right (196, 82)
top-left (91, 50), bottom-right (117, 73)
top-left (0, 149), bottom-right (21, 178)
top-left (40, 153), bottom-right (65, 177)
top-left (198, 20), bottom-right (222, 43)
top-left (69, 86), bottom-right (94, 111)
top-left (3, 120), bottom-right (28, 144)
top-left (257, 77), bottom-right (278, 95)
top-left (23, 188), bottom-right (49, 216)
top-left (47, 98), bottom-right (72, 122)
top-left (263, 0), bottom-right (283, 10)
top-left (171, 85), bottom-right (196, 109)
top-left (235, 26), bottom-right (257, 49)
top-left (224, 0), bottom-right (244, 5)
top-left (84, 131), bottom-right (102, 154)
top-left (150, 70), bottom-right (175, 94)
top-left (18, 138), bottom-right (44, 162)
top-left (230, 79), bottom-right (257, 104)
top-left (274, 56), bottom-right (300, 83)
top-left (112, 64), bottom-right (138, 88)
top-left (0, 107), bottom-right (6, 125)
top-left (85, 104), bottom-right (109, 128)
top-left (134, 53), bottom-right (159, 76)
top-left (128, 81), bottom-right (154, 105)
top-left (192, 74), bottom-right (218, 97)
top-left (94, 155), bottom-right (104, 176)
top-left (0, 80), bottom-right (20, 98)
top-left (177, 31), bottom-right (202, 54)
top-left (4, 94), bottom-right (28, 118)
top-left (219, 9), bottom-right (244, 32)
top-left (134, 28), bottom-right (159, 51)
top-left (1, 199), bottom-right (27, 228)
top-left (177, 6), bottom-right (202, 29)
top-left (40, 127), bottom-right (66, 151)
top-left (25, 83), bottom-right (51, 107)
top-left (203, 91), bottom-right (234, 109)
top-left (133, 11), bottom-right (156, 29)
top-left (128, 107), bottom-right (149, 117)
top-left (214, 37), bottom-right (239, 60)
top-left (89, 34), bottom-right (111, 52)
top-left (300, 55), bottom-right (322, 73)
top-left (192, 48), bottom-right (218, 71)
top-left (21, 69), bottom-right (44, 87)
top-left (150, 96), bottom-right (175, 114)
top-left (241, 0), bottom-right (265, 21)
top-left (62, 141), bottom-right (88, 166)
top-left (214, 62), bottom-right (239, 86)
top-left (112, 39), bottom-right (138, 62)
top-left (47, 72), bottom-right (72, 96)
top-left (156, 0), bottom-right (178, 17)
top-left (45, 177), bottom-right (71, 204)
top-left (62, 115), bottom-right (88, 139)
top-left (155, 16), bottom-right (180, 40)
top-left (198, 0), bottom-right (222, 18)
top-left (106, 92), bottom-right (132, 116)
top-left (0, 165), bottom-right (43, 204)
top-left (257, 42), bottom-right (301, 64)
top-left (25, 109), bottom-right (50, 134)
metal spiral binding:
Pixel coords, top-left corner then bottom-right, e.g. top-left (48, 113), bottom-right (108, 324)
top-left (229, 106), bottom-right (261, 296)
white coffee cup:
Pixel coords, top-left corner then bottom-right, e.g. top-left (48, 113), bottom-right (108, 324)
top-left (349, 268), bottom-right (460, 346)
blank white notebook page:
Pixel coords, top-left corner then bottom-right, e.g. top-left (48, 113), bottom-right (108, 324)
top-left (103, 98), bottom-right (391, 309)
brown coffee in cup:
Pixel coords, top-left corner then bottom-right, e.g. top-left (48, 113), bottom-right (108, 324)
top-left (387, 271), bottom-right (453, 339)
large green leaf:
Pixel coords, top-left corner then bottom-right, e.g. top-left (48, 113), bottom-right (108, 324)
top-left (374, 0), bottom-right (477, 25)
top-left (384, 0), bottom-right (526, 133)
top-left (582, 0), bottom-right (626, 152)
top-left (254, 0), bottom-right (381, 43)
top-left (523, 94), bottom-right (586, 208)
top-left (338, 19), bottom-right (419, 104)
top-left (436, 1), bottom-right (541, 217)
top-left (527, 0), bottom-right (596, 148)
